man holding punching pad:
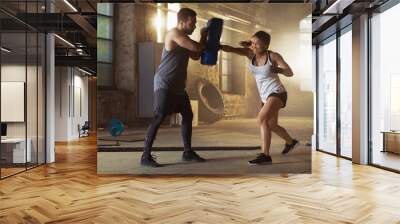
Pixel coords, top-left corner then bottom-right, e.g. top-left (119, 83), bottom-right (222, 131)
top-left (141, 8), bottom-right (209, 167)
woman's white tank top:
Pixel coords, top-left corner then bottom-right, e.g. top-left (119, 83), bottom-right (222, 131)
top-left (248, 52), bottom-right (286, 103)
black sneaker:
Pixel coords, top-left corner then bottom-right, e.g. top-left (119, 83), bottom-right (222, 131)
top-left (140, 154), bottom-right (162, 167)
top-left (182, 150), bottom-right (206, 162)
top-left (248, 153), bottom-right (272, 165)
top-left (281, 139), bottom-right (299, 154)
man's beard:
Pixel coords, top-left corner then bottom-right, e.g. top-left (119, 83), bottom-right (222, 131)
top-left (186, 28), bottom-right (194, 35)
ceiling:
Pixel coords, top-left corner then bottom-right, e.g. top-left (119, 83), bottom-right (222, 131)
top-left (0, 0), bottom-right (395, 74)
top-left (0, 0), bottom-right (310, 76)
top-left (177, 2), bottom-right (310, 36)
top-left (311, 0), bottom-right (389, 42)
top-left (0, 0), bottom-right (98, 74)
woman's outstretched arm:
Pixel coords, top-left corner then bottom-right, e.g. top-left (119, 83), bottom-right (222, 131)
top-left (220, 44), bottom-right (253, 60)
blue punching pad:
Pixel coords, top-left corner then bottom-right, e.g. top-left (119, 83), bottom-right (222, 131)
top-left (201, 18), bottom-right (224, 65)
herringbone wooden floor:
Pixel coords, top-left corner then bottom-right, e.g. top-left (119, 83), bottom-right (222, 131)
top-left (1, 136), bottom-right (400, 224)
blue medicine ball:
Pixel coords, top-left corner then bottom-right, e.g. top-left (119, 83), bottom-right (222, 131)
top-left (109, 118), bottom-right (124, 137)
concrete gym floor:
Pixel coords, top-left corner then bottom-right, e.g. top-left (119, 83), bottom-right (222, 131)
top-left (97, 117), bottom-right (312, 174)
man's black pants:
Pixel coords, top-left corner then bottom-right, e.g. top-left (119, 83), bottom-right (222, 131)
top-left (143, 89), bottom-right (193, 156)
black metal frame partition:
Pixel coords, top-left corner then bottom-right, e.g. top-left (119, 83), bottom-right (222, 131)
top-left (0, 27), bottom-right (2, 179)
top-left (315, 23), bottom-right (353, 161)
top-left (0, 0), bottom-right (47, 180)
top-left (338, 24), bottom-right (353, 161)
top-left (315, 0), bottom-right (400, 173)
top-left (367, 0), bottom-right (400, 173)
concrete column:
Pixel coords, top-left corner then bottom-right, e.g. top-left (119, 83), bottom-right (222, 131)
top-left (46, 34), bottom-right (55, 163)
top-left (46, 0), bottom-right (55, 163)
top-left (352, 14), bottom-right (369, 164)
top-left (114, 3), bottom-right (136, 93)
top-left (312, 45), bottom-right (317, 150)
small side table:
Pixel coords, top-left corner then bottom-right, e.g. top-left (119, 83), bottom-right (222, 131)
top-left (381, 131), bottom-right (400, 154)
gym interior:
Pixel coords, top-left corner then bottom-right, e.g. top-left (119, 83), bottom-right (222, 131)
top-left (96, 3), bottom-right (313, 174)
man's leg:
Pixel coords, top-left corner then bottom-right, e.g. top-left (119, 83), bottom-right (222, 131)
top-left (143, 112), bottom-right (168, 156)
top-left (180, 95), bottom-right (193, 151)
top-left (179, 93), bottom-right (205, 162)
top-left (140, 112), bottom-right (167, 167)
top-left (141, 89), bottom-right (171, 167)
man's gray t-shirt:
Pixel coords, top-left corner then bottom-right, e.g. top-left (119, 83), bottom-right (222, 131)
top-left (154, 45), bottom-right (190, 95)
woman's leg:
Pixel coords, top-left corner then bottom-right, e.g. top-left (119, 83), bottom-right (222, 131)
top-left (258, 96), bottom-right (283, 155)
top-left (267, 111), bottom-right (293, 145)
top-left (266, 99), bottom-right (298, 154)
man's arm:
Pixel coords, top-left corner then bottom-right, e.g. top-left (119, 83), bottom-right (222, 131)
top-left (189, 51), bottom-right (201, 60)
top-left (270, 52), bottom-right (293, 77)
top-left (189, 28), bottom-right (208, 60)
top-left (172, 29), bottom-right (206, 53)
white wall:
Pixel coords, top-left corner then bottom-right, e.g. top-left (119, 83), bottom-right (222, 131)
top-left (55, 67), bottom-right (89, 141)
top-left (1, 82), bottom-right (25, 122)
top-left (1, 65), bottom-right (33, 138)
top-left (1, 63), bottom-right (46, 164)
top-left (1, 65), bottom-right (26, 81)
top-left (312, 45), bottom-right (317, 150)
top-left (1, 65), bottom-right (26, 143)
top-left (55, 66), bottom-right (69, 141)
top-left (72, 72), bottom-right (89, 138)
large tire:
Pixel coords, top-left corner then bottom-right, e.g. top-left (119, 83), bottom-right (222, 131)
top-left (195, 79), bottom-right (224, 123)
